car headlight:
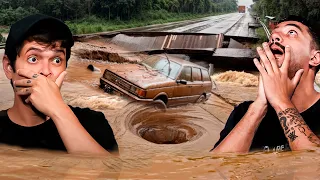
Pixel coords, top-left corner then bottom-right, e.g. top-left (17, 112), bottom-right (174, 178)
top-left (136, 89), bottom-right (146, 98)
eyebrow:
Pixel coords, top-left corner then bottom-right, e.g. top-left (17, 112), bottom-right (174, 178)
top-left (275, 23), bottom-right (303, 31)
top-left (26, 47), bottom-right (66, 55)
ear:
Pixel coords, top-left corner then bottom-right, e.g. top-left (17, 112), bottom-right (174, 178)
top-left (2, 55), bottom-right (14, 79)
top-left (309, 50), bottom-right (320, 68)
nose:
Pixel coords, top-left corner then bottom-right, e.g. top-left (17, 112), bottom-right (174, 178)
top-left (270, 32), bottom-right (282, 43)
top-left (39, 61), bottom-right (52, 77)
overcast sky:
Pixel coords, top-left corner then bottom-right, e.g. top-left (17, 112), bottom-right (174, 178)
top-left (238, 0), bottom-right (254, 8)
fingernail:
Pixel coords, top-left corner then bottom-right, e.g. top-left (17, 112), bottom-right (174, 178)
top-left (263, 43), bottom-right (268, 47)
top-left (257, 47), bottom-right (262, 51)
top-left (286, 45), bottom-right (290, 48)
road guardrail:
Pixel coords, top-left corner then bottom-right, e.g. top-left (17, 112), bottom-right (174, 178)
top-left (259, 20), bottom-right (270, 39)
top-left (0, 43), bottom-right (5, 49)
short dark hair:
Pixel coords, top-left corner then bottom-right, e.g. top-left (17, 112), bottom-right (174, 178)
top-left (5, 14), bottom-right (74, 72)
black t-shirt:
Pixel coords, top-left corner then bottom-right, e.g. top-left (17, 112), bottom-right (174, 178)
top-left (213, 100), bottom-right (320, 152)
top-left (0, 106), bottom-right (118, 152)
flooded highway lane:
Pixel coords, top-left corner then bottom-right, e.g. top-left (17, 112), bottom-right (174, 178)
top-left (123, 13), bottom-right (256, 38)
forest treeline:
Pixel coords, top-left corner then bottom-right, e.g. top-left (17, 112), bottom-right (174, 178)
top-left (252, 0), bottom-right (319, 21)
top-left (0, 0), bottom-right (238, 26)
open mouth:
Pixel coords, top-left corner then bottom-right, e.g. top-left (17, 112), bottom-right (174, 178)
top-left (270, 46), bottom-right (285, 62)
top-left (269, 42), bottom-right (285, 59)
top-left (271, 48), bottom-right (284, 56)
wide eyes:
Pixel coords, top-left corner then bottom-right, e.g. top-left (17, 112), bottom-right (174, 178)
top-left (27, 56), bottom-right (37, 63)
top-left (53, 57), bottom-right (62, 64)
top-left (288, 30), bottom-right (297, 36)
top-left (27, 56), bottom-right (62, 64)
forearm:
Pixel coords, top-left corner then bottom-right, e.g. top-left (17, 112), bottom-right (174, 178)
top-left (275, 102), bottom-right (320, 151)
top-left (50, 104), bottom-right (110, 155)
top-left (213, 101), bottom-right (267, 153)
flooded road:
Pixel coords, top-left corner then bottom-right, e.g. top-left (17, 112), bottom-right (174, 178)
top-left (1, 43), bottom-right (320, 179)
top-left (123, 13), bottom-right (256, 38)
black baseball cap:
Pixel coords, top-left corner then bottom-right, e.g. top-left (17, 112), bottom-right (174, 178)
top-left (5, 14), bottom-right (74, 63)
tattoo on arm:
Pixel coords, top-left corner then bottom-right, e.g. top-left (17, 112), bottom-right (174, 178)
top-left (277, 108), bottom-right (320, 145)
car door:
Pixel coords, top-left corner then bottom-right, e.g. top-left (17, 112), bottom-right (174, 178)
top-left (201, 69), bottom-right (212, 93)
top-left (190, 67), bottom-right (204, 101)
top-left (172, 66), bottom-right (192, 105)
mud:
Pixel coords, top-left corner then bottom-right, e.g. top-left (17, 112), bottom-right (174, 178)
top-left (73, 42), bottom-right (146, 64)
top-left (1, 39), bottom-right (320, 179)
top-left (211, 70), bottom-right (259, 87)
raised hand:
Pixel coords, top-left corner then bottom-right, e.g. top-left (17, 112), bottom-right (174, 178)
top-left (253, 43), bottom-right (304, 111)
top-left (14, 69), bottom-right (67, 117)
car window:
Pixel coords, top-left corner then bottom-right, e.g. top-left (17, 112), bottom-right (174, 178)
top-left (192, 68), bottom-right (202, 81)
top-left (201, 69), bottom-right (210, 81)
top-left (142, 56), bottom-right (181, 79)
top-left (179, 67), bottom-right (192, 81)
top-left (156, 59), bottom-right (181, 79)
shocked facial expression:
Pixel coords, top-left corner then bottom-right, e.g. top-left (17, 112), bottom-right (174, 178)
top-left (9, 40), bottom-right (67, 84)
top-left (269, 21), bottom-right (315, 77)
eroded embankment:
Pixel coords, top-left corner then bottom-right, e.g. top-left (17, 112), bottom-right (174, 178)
top-left (72, 42), bottom-right (148, 63)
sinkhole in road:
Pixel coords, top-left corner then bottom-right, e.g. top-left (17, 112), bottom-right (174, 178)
top-left (129, 109), bottom-right (204, 144)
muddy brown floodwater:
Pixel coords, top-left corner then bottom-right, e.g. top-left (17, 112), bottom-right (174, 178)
top-left (1, 40), bottom-right (320, 179)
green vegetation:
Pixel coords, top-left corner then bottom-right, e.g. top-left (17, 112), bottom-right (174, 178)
top-left (250, 27), bottom-right (268, 49)
top-left (66, 12), bottom-right (227, 34)
top-left (256, 27), bottom-right (268, 43)
top-left (251, 0), bottom-right (320, 22)
top-left (0, 34), bottom-right (5, 43)
top-left (0, 0), bottom-right (238, 34)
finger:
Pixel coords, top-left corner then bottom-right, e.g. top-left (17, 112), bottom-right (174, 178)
top-left (17, 69), bottom-right (42, 79)
top-left (281, 45), bottom-right (291, 74)
top-left (25, 97), bottom-right (30, 104)
top-left (55, 71), bottom-right (67, 88)
top-left (15, 87), bottom-right (32, 96)
top-left (257, 46), bottom-right (273, 74)
top-left (259, 74), bottom-right (263, 85)
top-left (292, 69), bottom-right (304, 86)
top-left (258, 74), bottom-right (264, 89)
top-left (13, 79), bottom-right (34, 87)
top-left (254, 58), bottom-right (267, 76)
top-left (262, 42), bottom-right (279, 74)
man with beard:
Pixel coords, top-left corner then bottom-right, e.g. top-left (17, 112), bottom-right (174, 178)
top-left (212, 16), bottom-right (320, 153)
top-left (0, 14), bottom-right (118, 155)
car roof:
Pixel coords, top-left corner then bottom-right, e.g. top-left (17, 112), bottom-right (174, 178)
top-left (157, 54), bottom-right (208, 70)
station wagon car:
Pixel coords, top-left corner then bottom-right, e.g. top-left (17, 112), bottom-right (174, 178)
top-left (100, 55), bottom-right (212, 108)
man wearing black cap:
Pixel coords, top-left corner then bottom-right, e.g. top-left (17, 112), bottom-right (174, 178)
top-left (212, 16), bottom-right (320, 153)
top-left (0, 14), bottom-right (118, 155)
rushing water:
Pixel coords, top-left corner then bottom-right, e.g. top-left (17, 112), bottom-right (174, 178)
top-left (1, 45), bottom-right (320, 179)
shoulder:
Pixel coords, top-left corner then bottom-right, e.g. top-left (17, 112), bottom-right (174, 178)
top-left (69, 106), bottom-right (103, 118)
top-left (68, 106), bottom-right (119, 152)
top-left (68, 105), bottom-right (110, 129)
top-left (234, 101), bottom-right (253, 111)
top-left (0, 110), bottom-right (8, 117)
top-left (212, 101), bottom-right (254, 149)
top-left (0, 110), bottom-right (8, 121)
top-left (227, 101), bottom-right (254, 122)
top-left (222, 101), bottom-right (254, 133)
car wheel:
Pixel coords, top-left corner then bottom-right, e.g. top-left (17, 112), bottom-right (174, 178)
top-left (196, 95), bottom-right (206, 104)
top-left (151, 99), bottom-right (167, 111)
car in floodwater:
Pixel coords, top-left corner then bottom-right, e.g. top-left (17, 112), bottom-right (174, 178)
top-left (100, 55), bottom-right (212, 108)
